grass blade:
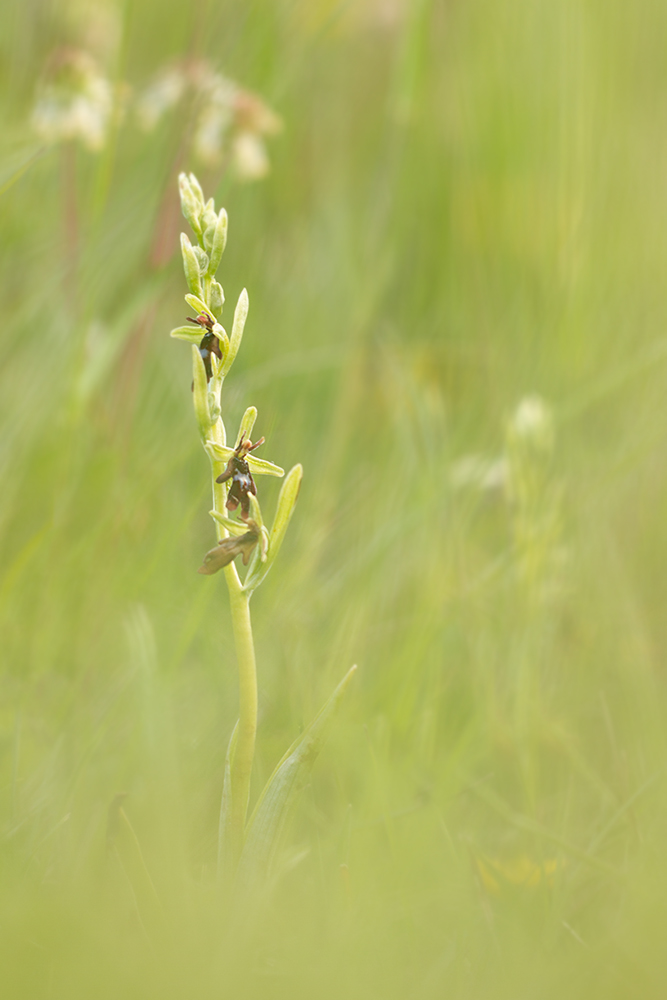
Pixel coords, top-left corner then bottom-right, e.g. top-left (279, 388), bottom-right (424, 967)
top-left (217, 721), bottom-right (239, 884)
top-left (239, 665), bottom-right (357, 887)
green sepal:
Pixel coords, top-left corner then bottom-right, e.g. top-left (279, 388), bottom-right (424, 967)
top-left (238, 666), bottom-right (357, 887)
top-left (209, 510), bottom-right (250, 535)
top-left (244, 464), bottom-right (302, 592)
top-left (245, 455), bottom-right (285, 477)
top-left (170, 326), bottom-right (202, 344)
top-left (185, 294), bottom-right (213, 319)
top-left (221, 289), bottom-right (248, 375)
top-left (206, 441), bottom-right (284, 478)
top-left (235, 406), bottom-right (257, 446)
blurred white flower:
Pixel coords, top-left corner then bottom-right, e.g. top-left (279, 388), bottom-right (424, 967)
top-left (31, 49), bottom-right (114, 152)
top-left (135, 67), bottom-right (187, 131)
top-left (508, 395), bottom-right (554, 453)
top-left (191, 73), bottom-right (237, 164)
top-left (231, 132), bottom-right (269, 180)
top-left (136, 59), bottom-right (281, 180)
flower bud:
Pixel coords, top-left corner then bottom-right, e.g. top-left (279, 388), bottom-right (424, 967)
top-left (178, 173), bottom-right (203, 238)
top-left (210, 280), bottom-right (225, 316)
top-left (192, 245), bottom-right (210, 274)
top-left (187, 173), bottom-right (205, 207)
top-left (203, 223), bottom-right (216, 254)
top-left (181, 233), bottom-right (204, 298)
top-left (207, 208), bottom-right (229, 277)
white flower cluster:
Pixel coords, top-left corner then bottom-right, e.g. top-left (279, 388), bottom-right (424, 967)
top-left (137, 60), bottom-right (282, 180)
top-left (31, 49), bottom-right (115, 152)
top-left (508, 395), bottom-right (554, 453)
top-left (451, 395), bottom-right (555, 497)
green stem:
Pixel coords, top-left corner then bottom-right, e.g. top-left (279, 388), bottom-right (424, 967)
top-left (209, 417), bottom-right (257, 862)
top-left (225, 577), bottom-right (257, 860)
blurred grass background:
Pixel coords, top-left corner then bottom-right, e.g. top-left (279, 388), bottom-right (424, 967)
top-left (3, 0), bottom-right (667, 996)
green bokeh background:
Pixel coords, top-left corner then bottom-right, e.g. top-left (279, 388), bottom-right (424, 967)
top-left (3, 1), bottom-right (667, 996)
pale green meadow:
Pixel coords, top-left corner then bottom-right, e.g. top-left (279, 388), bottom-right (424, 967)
top-left (2, 1), bottom-right (667, 997)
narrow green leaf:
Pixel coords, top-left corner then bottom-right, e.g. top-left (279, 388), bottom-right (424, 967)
top-left (238, 666), bottom-right (357, 886)
top-left (107, 794), bottom-right (164, 937)
top-left (244, 464), bottom-right (301, 592)
top-left (217, 722), bottom-right (239, 883)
